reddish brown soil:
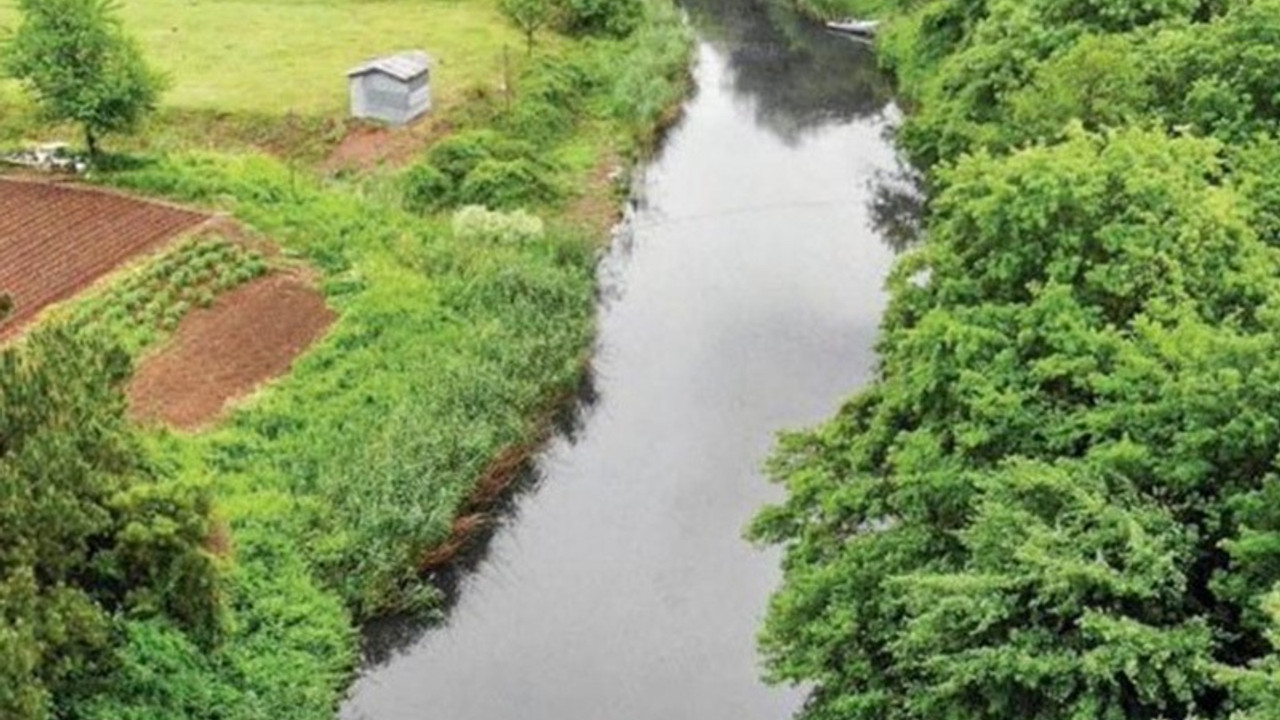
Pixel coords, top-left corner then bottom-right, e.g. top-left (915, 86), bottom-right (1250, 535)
top-left (324, 119), bottom-right (448, 172)
top-left (128, 273), bottom-right (336, 430)
top-left (0, 178), bottom-right (208, 337)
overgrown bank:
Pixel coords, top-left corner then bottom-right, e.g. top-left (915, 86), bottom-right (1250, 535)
top-left (753, 1), bottom-right (1280, 718)
top-left (0, 0), bottom-right (691, 717)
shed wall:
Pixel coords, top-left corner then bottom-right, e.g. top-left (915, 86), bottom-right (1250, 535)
top-left (348, 71), bottom-right (432, 126)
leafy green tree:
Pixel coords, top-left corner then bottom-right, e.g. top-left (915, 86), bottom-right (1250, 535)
top-left (752, 127), bottom-right (1280, 720)
top-left (0, 326), bottom-right (220, 720)
top-left (500, 0), bottom-right (556, 54)
top-left (3, 0), bottom-right (165, 157)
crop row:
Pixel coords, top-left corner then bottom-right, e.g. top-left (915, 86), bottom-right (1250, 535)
top-left (64, 235), bottom-right (270, 355)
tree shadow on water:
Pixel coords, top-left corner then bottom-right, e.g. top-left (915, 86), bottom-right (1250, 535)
top-left (683, 0), bottom-right (895, 144)
top-left (869, 159), bottom-right (928, 254)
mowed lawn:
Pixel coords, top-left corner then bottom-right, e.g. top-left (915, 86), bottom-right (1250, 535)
top-left (0, 0), bottom-right (525, 116)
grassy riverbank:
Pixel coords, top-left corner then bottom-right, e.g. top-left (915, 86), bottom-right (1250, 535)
top-left (0, 0), bottom-right (691, 716)
top-left (753, 1), bottom-right (1280, 719)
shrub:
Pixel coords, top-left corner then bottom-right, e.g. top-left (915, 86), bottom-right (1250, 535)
top-left (556, 0), bottom-right (645, 38)
top-left (425, 131), bottom-right (504, 183)
top-left (0, 326), bottom-right (220, 720)
top-left (457, 158), bottom-right (561, 209)
top-left (451, 205), bottom-right (546, 244)
top-left (402, 163), bottom-right (455, 214)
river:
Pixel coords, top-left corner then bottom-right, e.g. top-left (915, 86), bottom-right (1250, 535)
top-left (341, 1), bottom-right (904, 717)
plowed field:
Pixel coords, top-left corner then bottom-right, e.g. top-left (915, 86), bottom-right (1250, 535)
top-left (0, 179), bottom-right (207, 336)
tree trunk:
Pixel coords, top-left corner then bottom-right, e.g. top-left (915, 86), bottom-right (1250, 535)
top-left (84, 126), bottom-right (98, 159)
top-left (526, 29), bottom-right (535, 56)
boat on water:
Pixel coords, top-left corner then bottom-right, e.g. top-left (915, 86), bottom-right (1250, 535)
top-left (824, 18), bottom-right (880, 37)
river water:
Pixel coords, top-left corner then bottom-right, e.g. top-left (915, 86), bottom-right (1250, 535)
top-left (342, 2), bottom-right (903, 717)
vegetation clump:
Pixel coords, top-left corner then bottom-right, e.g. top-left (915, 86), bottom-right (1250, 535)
top-left (0, 326), bottom-right (220, 720)
top-left (452, 205), bottom-right (546, 244)
top-left (65, 236), bottom-right (269, 354)
top-left (752, 0), bottom-right (1280, 718)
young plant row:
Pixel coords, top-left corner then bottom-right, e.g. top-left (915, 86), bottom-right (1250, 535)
top-left (63, 236), bottom-right (269, 356)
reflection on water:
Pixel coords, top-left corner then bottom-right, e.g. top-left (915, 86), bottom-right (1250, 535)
top-left (341, 0), bottom-right (912, 717)
top-left (870, 160), bottom-right (927, 253)
top-left (685, 0), bottom-right (893, 144)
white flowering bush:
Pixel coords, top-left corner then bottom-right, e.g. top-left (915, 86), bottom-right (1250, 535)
top-left (450, 205), bottom-right (545, 244)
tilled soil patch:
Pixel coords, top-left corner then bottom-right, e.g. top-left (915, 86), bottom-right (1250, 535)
top-left (128, 272), bottom-right (336, 430)
top-left (0, 178), bottom-right (208, 336)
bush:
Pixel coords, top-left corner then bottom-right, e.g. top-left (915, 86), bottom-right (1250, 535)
top-left (556, 0), bottom-right (645, 37)
top-left (458, 158), bottom-right (562, 209)
top-left (403, 163), bottom-right (455, 214)
top-left (0, 326), bottom-right (221, 720)
top-left (451, 205), bottom-right (546, 244)
top-left (425, 131), bottom-right (503, 183)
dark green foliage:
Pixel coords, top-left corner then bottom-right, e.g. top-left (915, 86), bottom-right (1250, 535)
top-left (852, 0), bottom-right (1279, 165)
top-left (459, 158), bottom-right (562, 208)
top-left (426, 130), bottom-right (508, 184)
top-left (500, 0), bottom-right (556, 53)
top-left (3, 0), bottom-right (165, 156)
top-left (408, 130), bottom-right (561, 212)
top-left (0, 326), bottom-right (220, 720)
top-left (556, 0), bottom-right (645, 37)
top-left (753, 126), bottom-right (1280, 720)
top-left (752, 0), bottom-right (1280, 717)
top-left (402, 162), bottom-right (454, 214)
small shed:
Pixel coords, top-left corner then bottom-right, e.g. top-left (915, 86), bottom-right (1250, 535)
top-left (347, 51), bottom-right (432, 126)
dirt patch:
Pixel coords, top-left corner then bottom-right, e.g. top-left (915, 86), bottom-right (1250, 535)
top-left (564, 153), bottom-right (626, 236)
top-left (128, 272), bottom-right (336, 430)
top-left (324, 118), bottom-right (449, 172)
top-left (0, 178), bottom-right (208, 337)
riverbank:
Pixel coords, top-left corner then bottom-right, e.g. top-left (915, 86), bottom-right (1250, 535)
top-left (342, 0), bottom-right (903, 714)
top-left (753, 1), bottom-right (1280, 718)
top-left (0, 1), bottom-right (692, 717)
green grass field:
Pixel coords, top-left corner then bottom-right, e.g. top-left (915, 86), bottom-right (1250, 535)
top-left (0, 0), bottom-right (526, 115)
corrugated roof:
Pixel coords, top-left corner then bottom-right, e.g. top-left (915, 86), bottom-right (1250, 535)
top-left (347, 51), bottom-right (431, 81)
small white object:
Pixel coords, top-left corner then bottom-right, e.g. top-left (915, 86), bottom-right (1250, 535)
top-left (825, 19), bottom-right (880, 37)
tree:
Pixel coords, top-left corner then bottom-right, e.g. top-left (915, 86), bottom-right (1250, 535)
top-left (0, 325), bottom-right (220, 720)
top-left (4, 0), bottom-right (165, 158)
top-left (500, 0), bottom-right (555, 54)
top-left (750, 128), bottom-right (1280, 720)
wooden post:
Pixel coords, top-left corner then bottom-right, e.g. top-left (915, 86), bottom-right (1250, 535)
top-left (503, 45), bottom-right (513, 112)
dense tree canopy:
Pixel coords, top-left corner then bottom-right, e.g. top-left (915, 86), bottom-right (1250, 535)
top-left (753, 0), bottom-right (1280, 717)
top-left (0, 326), bottom-right (219, 720)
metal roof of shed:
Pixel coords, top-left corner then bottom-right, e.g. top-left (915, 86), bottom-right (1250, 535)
top-left (347, 51), bottom-right (431, 81)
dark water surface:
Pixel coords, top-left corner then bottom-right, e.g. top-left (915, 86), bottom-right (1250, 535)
top-left (341, 2), bottom-right (903, 717)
